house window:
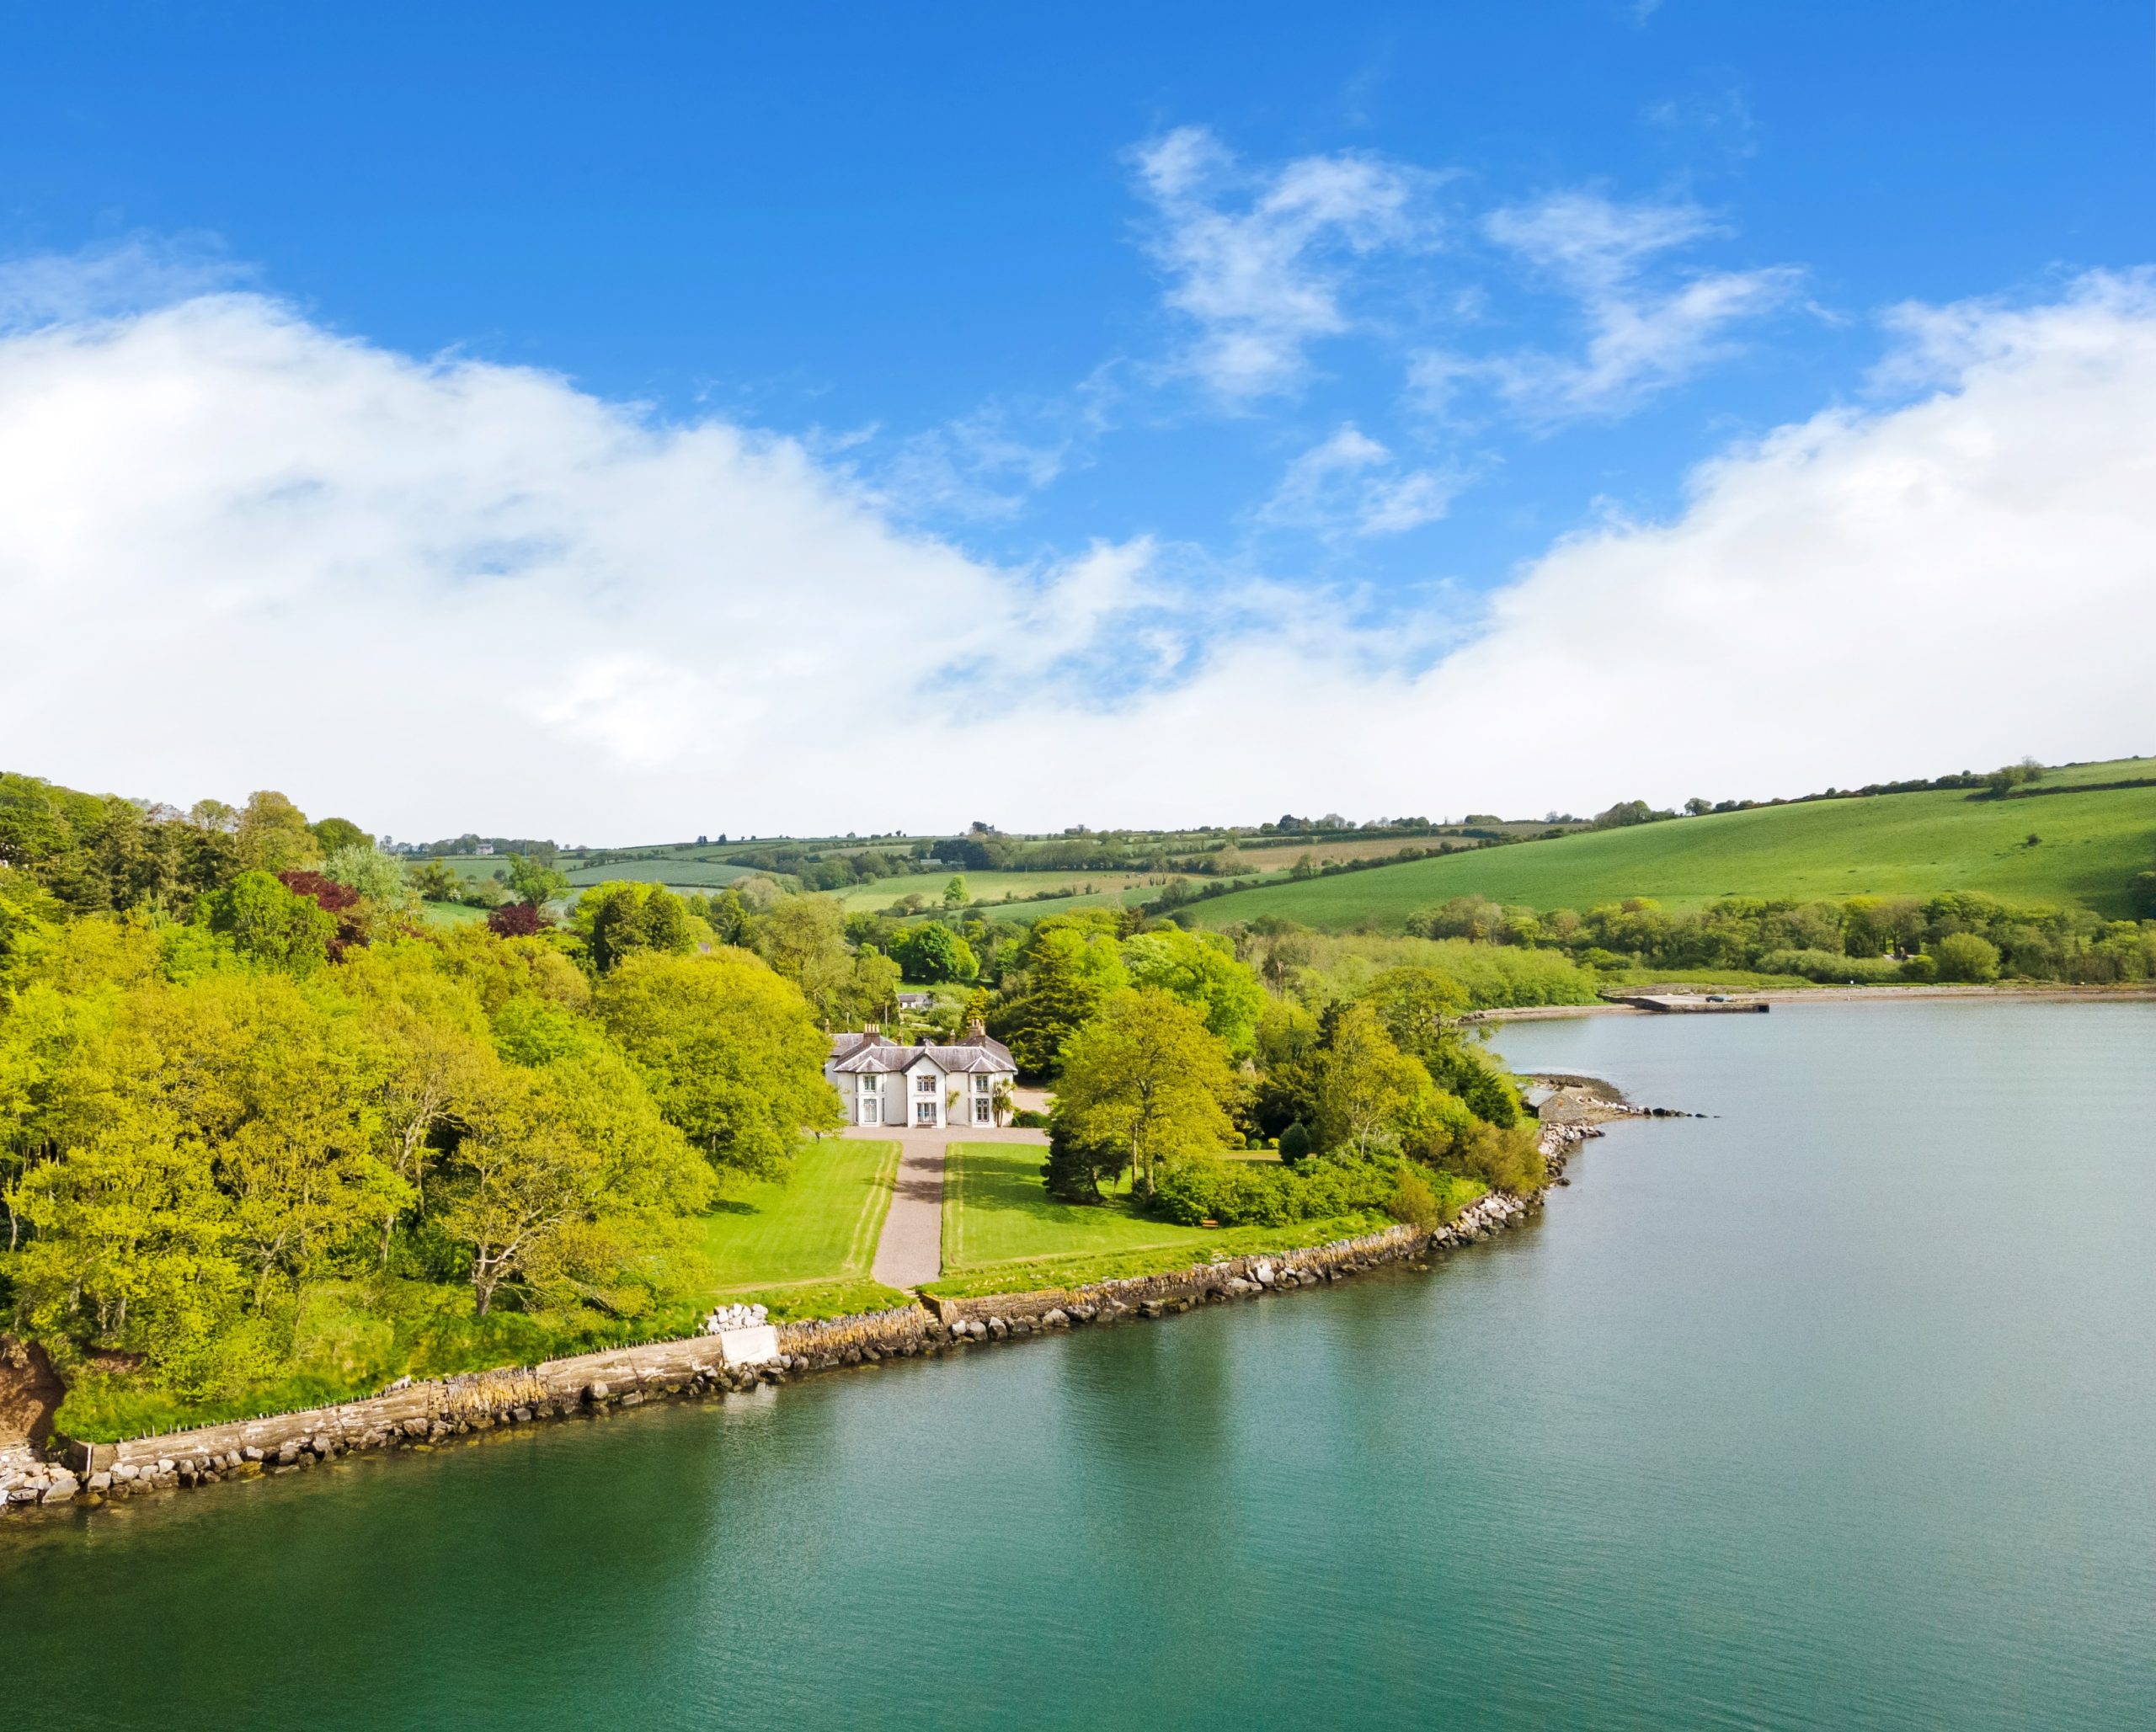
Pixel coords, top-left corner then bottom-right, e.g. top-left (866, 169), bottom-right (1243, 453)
top-left (972, 1097), bottom-right (991, 1125)
top-left (915, 1100), bottom-right (936, 1125)
top-left (915, 1074), bottom-right (936, 1094)
top-left (973, 1074), bottom-right (991, 1094)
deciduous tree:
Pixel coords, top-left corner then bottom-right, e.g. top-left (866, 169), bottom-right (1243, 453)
top-left (595, 950), bottom-right (842, 1177)
top-left (1053, 988), bottom-right (1236, 1197)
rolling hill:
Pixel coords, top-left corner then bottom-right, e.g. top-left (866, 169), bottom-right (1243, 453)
top-left (1187, 762), bottom-right (2156, 931)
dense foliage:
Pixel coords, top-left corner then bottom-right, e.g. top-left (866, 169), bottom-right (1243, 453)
top-left (0, 774), bottom-right (844, 1415)
top-left (1398, 890), bottom-right (2156, 984)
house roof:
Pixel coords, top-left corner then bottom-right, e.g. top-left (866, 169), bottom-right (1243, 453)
top-left (830, 1037), bottom-right (1016, 1076)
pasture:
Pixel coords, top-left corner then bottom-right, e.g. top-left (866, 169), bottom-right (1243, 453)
top-left (563, 856), bottom-right (757, 887)
top-left (1188, 769), bottom-right (2156, 930)
top-left (836, 868), bottom-right (1157, 913)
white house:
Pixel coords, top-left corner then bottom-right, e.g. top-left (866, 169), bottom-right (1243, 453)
top-left (826, 1022), bottom-right (1017, 1128)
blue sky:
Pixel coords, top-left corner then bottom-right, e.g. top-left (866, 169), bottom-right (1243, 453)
top-left (4, 3), bottom-right (2154, 835)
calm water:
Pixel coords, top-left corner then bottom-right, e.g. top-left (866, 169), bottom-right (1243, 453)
top-left (7, 1000), bottom-right (2154, 1729)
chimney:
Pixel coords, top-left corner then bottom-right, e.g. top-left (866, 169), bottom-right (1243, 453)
top-left (966, 1018), bottom-right (986, 1043)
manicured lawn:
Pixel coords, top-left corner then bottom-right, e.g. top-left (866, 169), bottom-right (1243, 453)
top-left (1187, 759), bottom-right (2156, 929)
top-left (939, 1142), bottom-right (1383, 1287)
top-left (697, 1138), bottom-right (900, 1295)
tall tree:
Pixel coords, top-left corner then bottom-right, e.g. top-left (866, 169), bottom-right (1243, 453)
top-left (235, 791), bottom-right (323, 874)
top-left (595, 950), bottom-right (842, 1178)
top-left (1053, 988), bottom-right (1236, 1197)
top-left (1122, 925), bottom-right (1267, 1057)
top-left (750, 894), bottom-right (855, 1019)
top-left (204, 870), bottom-right (338, 973)
top-left (504, 852), bottom-right (571, 910)
top-left (571, 880), bottom-right (697, 974)
top-left (1313, 1002), bottom-right (1429, 1158)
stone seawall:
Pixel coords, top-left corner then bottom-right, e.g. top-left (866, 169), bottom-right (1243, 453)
top-left (3, 1121), bottom-right (1597, 1516)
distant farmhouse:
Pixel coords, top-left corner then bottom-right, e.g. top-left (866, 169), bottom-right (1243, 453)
top-left (826, 1022), bottom-right (1017, 1128)
top-left (894, 991), bottom-right (937, 1014)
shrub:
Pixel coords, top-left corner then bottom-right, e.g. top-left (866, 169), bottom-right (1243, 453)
top-left (1445, 1121), bottom-right (1546, 1195)
top-left (1278, 1121), bottom-right (1312, 1166)
top-left (1387, 1166), bottom-right (1442, 1231)
top-left (1931, 931), bottom-right (2001, 983)
top-left (1011, 1108), bottom-right (1049, 1129)
top-left (1898, 953), bottom-right (1937, 982)
top-left (2129, 870), bottom-right (2156, 920)
top-left (1150, 1154), bottom-right (1401, 1228)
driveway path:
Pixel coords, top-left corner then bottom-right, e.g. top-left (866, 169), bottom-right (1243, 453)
top-left (854, 1126), bottom-right (1049, 1292)
top-left (867, 1131), bottom-right (948, 1290)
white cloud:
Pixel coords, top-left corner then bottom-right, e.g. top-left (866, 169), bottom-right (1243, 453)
top-left (1132, 125), bottom-right (1436, 402)
top-left (1257, 424), bottom-right (1460, 538)
top-left (2, 269), bottom-right (2153, 838)
top-left (1423, 191), bottom-right (1801, 424)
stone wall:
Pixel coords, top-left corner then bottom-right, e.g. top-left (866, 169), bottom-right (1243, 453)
top-left (5, 1121), bottom-right (1597, 1516)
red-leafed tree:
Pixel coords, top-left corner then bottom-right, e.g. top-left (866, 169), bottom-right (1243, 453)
top-left (488, 901), bottom-right (547, 938)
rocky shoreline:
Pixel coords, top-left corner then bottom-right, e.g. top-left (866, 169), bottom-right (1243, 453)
top-left (1, 1119), bottom-right (1602, 1521)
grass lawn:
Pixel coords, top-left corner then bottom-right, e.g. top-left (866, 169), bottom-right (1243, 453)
top-left (1187, 760), bottom-right (2156, 930)
top-left (936, 1141), bottom-right (1385, 1296)
top-left (696, 1138), bottom-right (900, 1295)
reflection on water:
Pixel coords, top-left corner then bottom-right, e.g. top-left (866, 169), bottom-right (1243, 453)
top-left (8, 1000), bottom-right (2156, 1731)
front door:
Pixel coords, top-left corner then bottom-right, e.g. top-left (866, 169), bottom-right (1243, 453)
top-left (915, 1100), bottom-right (937, 1126)
top-left (858, 1091), bottom-right (881, 1125)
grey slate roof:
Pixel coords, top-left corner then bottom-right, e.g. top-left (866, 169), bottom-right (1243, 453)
top-left (829, 1037), bottom-right (1016, 1076)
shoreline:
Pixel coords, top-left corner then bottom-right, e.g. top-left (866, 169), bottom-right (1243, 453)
top-left (1470, 982), bottom-right (2156, 1023)
top-left (1, 1120), bottom-right (1599, 1520)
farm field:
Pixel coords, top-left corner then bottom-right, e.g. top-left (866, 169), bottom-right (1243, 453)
top-left (936, 1143), bottom-right (1382, 1294)
top-left (563, 856), bottom-right (757, 887)
top-left (1187, 770), bottom-right (2156, 930)
top-left (836, 868), bottom-right (1158, 913)
top-left (696, 1138), bottom-right (901, 1314)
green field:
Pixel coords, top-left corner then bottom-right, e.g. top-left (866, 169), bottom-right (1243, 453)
top-left (936, 1142), bottom-right (1384, 1293)
top-left (563, 857), bottom-right (758, 888)
top-left (696, 1138), bottom-right (900, 1299)
top-left (1187, 766), bottom-right (2156, 930)
top-left (836, 868), bottom-right (1156, 913)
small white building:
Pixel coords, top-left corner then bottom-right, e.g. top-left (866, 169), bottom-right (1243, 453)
top-left (826, 1022), bottom-right (1017, 1129)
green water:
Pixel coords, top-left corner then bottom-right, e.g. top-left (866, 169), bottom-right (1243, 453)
top-left (7, 1000), bottom-right (2154, 1729)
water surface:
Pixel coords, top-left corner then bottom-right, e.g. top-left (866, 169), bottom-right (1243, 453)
top-left (7, 999), bottom-right (2153, 1729)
